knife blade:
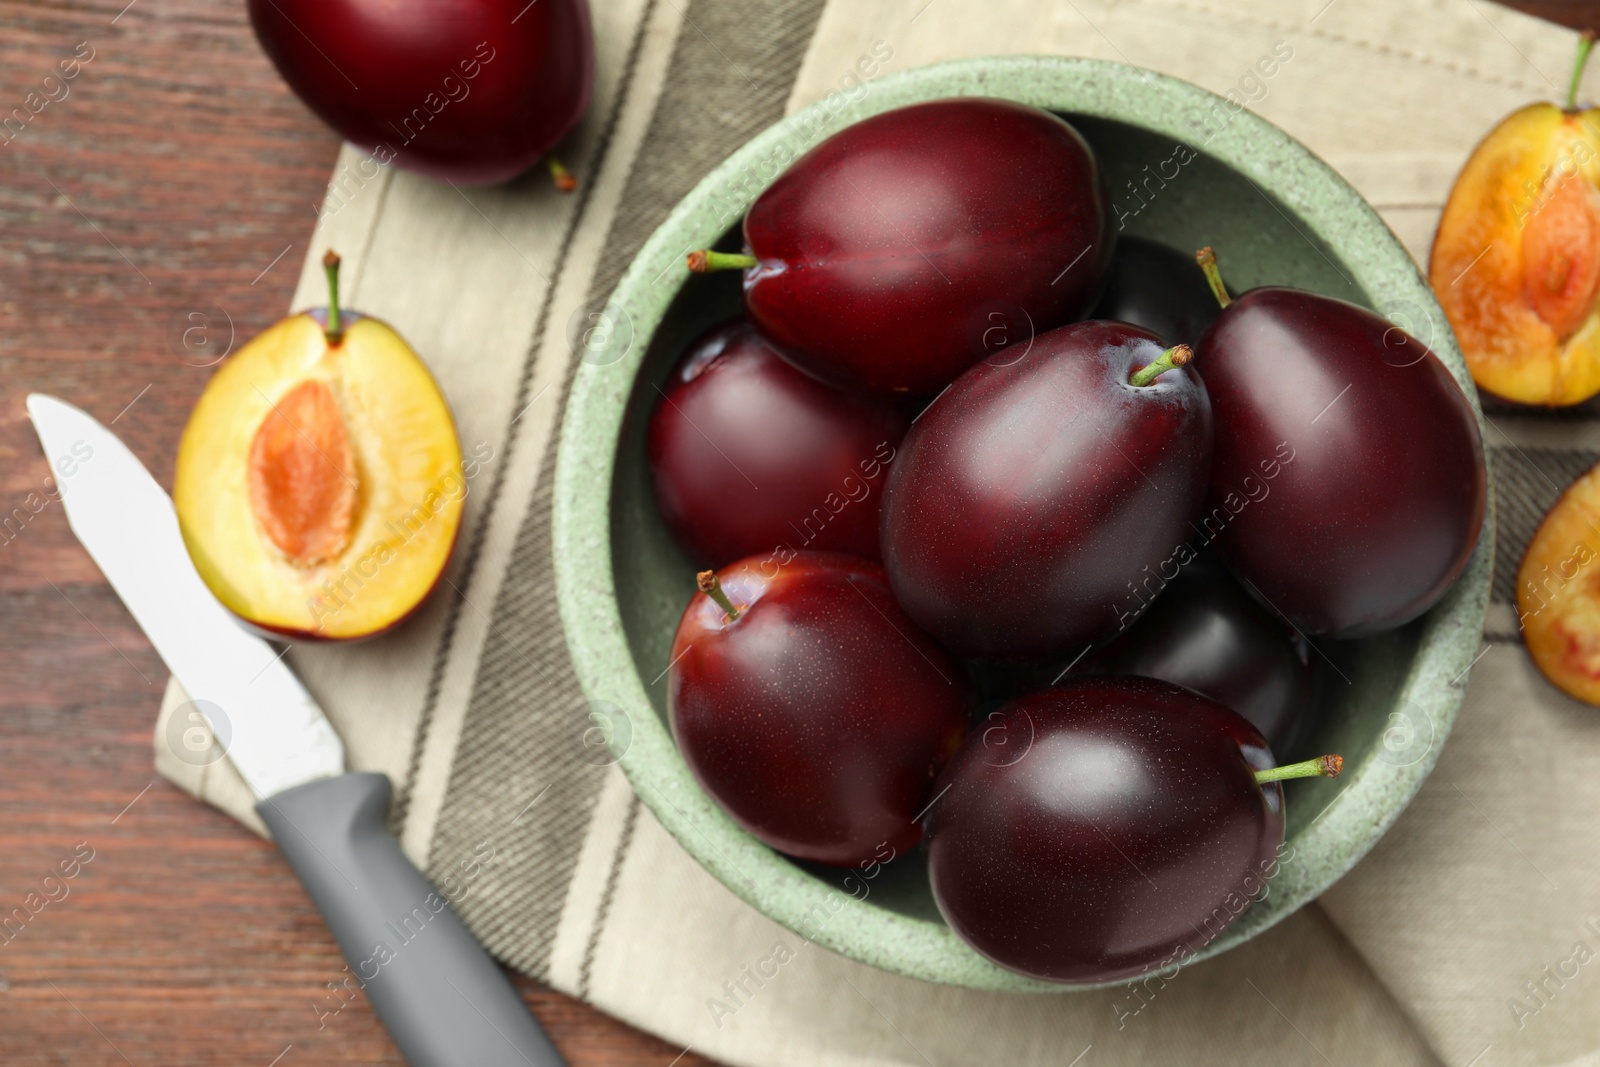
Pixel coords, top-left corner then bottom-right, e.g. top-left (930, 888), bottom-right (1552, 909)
top-left (28, 393), bottom-right (566, 1067)
top-left (26, 393), bottom-right (344, 798)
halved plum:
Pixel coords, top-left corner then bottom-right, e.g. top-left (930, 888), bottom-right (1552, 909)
top-left (1518, 460), bottom-right (1600, 703)
top-left (174, 253), bottom-right (464, 640)
top-left (1430, 34), bottom-right (1600, 405)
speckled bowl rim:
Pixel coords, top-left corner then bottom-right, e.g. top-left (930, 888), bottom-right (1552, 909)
top-left (553, 55), bottom-right (1494, 992)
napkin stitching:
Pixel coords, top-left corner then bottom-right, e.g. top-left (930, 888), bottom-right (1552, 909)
top-left (578, 793), bottom-right (641, 1001)
top-left (1158, 0), bottom-right (1558, 96)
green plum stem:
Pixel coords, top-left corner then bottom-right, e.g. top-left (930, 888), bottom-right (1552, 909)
top-left (1130, 344), bottom-right (1194, 387)
top-left (1254, 754), bottom-right (1343, 785)
top-left (1568, 30), bottom-right (1596, 111)
top-left (546, 155), bottom-right (577, 192)
top-left (687, 250), bottom-right (759, 274)
top-left (1195, 246), bottom-right (1231, 309)
top-left (697, 569), bottom-right (744, 621)
top-left (322, 249), bottom-right (343, 344)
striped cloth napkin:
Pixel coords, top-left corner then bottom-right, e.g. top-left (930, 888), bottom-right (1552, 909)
top-left (156, 1), bottom-right (1600, 1063)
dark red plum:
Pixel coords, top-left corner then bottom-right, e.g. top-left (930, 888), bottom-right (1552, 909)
top-left (1193, 248), bottom-right (1487, 636)
top-left (1093, 550), bottom-right (1315, 754)
top-left (647, 320), bottom-right (908, 567)
top-left (248, 0), bottom-right (593, 185)
top-left (1091, 236), bottom-right (1223, 346)
top-left (688, 98), bottom-right (1112, 395)
top-left (668, 553), bottom-right (968, 866)
top-left (881, 320), bottom-right (1212, 661)
top-left (925, 678), bottom-right (1341, 984)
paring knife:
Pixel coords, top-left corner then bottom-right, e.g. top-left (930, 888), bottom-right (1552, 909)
top-left (28, 394), bottom-right (566, 1067)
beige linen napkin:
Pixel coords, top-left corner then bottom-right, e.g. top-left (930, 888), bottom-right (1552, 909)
top-left (155, 1), bottom-right (1600, 1064)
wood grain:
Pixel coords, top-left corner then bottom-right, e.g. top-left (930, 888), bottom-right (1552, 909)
top-left (0, 1), bottom-right (1584, 1064)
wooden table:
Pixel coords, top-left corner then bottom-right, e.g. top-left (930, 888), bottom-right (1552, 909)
top-left (0, 1), bottom-right (1586, 1063)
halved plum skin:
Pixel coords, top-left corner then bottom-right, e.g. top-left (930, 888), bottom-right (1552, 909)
top-left (741, 98), bottom-right (1112, 396)
top-left (646, 320), bottom-right (908, 567)
top-left (668, 553), bottom-right (969, 866)
top-left (1518, 461), bottom-right (1600, 704)
top-left (175, 311), bottom-right (463, 641)
top-left (1430, 103), bottom-right (1600, 405)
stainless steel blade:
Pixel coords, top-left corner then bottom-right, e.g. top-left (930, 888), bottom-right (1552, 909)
top-left (27, 394), bottom-right (344, 798)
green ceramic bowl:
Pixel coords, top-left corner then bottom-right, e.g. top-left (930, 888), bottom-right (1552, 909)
top-left (553, 55), bottom-right (1493, 991)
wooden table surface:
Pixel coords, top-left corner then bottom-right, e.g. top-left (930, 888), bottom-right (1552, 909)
top-left (0, 1), bottom-right (1587, 1064)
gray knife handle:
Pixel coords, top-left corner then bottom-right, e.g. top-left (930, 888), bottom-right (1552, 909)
top-left (257, 773), bottom-right (565, 1067)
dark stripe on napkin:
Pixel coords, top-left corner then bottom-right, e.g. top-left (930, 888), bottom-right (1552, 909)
top-left (427, 0), bottom-right (828, 982)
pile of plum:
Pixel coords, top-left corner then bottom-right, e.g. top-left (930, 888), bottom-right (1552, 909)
top-left (649, 98), bottom-right (1488, 983)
